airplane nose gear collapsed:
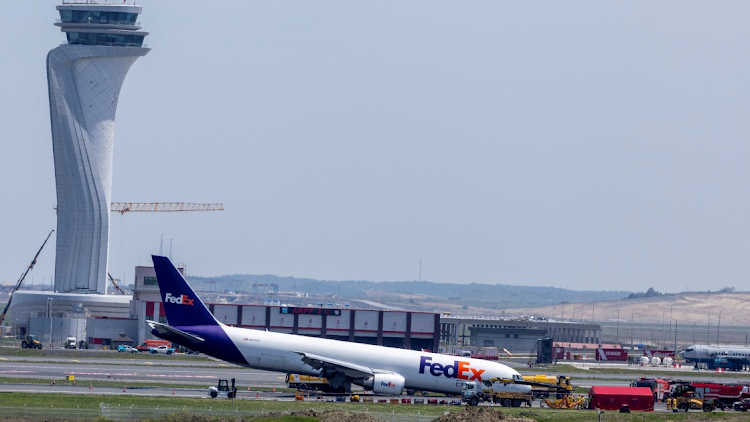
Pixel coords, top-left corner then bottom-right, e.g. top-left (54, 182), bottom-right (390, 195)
top-left (147, 255), bottom-right (521, 396)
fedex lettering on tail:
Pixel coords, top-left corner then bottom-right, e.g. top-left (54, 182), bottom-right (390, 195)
top-left (419, 356), bottom-right (485, 381)
top-left (165, 292), bottom-right (194, 306)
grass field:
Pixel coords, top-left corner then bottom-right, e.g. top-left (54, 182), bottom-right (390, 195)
top-left (3, 392), bottom-right (750, 421)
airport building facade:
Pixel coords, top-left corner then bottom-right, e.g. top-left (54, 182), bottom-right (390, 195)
top-left (439, 316), bottom-right (601, 353)
top-left (133, 267), bottom-right (441, 352)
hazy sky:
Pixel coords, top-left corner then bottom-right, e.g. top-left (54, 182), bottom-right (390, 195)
top-left (2, 1), bottom-right (749, 293)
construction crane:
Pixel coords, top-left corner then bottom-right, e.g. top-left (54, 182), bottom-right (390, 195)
top-left (0, 230), bottom-right (55, 336)
top-left (108, 272), bottom-right (125, 295)
top-left (110, 202), bottom-right (224, 215)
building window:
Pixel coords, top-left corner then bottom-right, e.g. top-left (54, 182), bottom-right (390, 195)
top-left (505, 334), bottom-right (510, 338)
top-left (514, 334), bottom-right (519, 338)
top-left (144, 276), bottom-right (158, 286)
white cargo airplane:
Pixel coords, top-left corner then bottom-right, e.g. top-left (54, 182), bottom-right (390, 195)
top-left (680, 344), bottom-right (750, 370)
top-left (147, 255), bottom-right (523, 395)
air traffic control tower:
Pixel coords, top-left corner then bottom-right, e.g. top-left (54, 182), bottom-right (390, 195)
top-left (48, 1), bottom-right (149, 293)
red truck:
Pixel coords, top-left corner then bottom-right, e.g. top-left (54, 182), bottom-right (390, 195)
top-left (136, 339), bottom-right (171, 352)
top-left (630, 377), bottom-right (671, 402)
top-left (673, 383), bottom-right (750, 409)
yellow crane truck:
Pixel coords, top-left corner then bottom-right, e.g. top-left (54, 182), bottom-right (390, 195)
top-left (522, 375), bottom-right (574, 398)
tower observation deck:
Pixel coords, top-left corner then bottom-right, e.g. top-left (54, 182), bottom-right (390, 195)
top-left (48, 0), bottom-right (149, 294)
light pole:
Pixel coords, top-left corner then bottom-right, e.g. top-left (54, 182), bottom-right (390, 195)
top-left (616, 309), bottom-right (620, 343)
top-left (669, 304), bottom-right (674, 341)
top-left (693, 321), bottom-right (696, 345)
top-left (707, 312), bottom-right (711, 344)
top-left (674, 319), bottom-right (678, 353)
top-left (717, 311), bottom-right (722, 345)
top-left (631, 310), bottom-right (634, 346)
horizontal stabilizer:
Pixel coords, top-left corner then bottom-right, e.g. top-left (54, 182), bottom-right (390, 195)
top-left (147, 320), bottom-right (205, 343)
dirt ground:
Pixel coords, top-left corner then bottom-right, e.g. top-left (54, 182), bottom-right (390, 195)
top-left (286, 409), bottom-right (383, 421)
top-left (432, 406), bottom-right (536, 422)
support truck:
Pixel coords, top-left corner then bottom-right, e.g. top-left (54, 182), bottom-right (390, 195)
top-left (523, 375), bottom-right (574, 398)
top-left (462, 377), bottom-right (533, 407)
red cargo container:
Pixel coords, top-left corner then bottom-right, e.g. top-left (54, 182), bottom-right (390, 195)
top-left (596, 348), bottom-right (628, 361)
top-left (554, 347), bottom-right (565, 360)
top-left (589, 386), bottom-right (654, 411)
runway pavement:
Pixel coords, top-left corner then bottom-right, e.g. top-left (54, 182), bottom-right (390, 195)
top-left (0, 356), bottom-right (287, 389)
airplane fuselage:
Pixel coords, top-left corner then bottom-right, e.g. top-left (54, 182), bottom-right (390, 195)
top-left (189, 323), bottom-right (519, 394)
top-left (148, 255), bottom-right (521, 396)
top-left (680, 344), bottom-right (750, 370)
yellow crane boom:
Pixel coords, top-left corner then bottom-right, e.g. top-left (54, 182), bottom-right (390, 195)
top-left (110, 202), bottom-right (224, 214)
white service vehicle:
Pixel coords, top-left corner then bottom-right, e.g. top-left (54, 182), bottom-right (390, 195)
top-left (462, 377), bottom-right (533, 407)
top-left (208, 379), bottom-right (237, 399)
top-left (149, 345), bottom-right (175, 355)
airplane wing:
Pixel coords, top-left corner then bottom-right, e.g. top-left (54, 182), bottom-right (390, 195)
top-left (147, 320), bottom-right (205, 343)
top-left (293, 351), bottom-right (384, 379)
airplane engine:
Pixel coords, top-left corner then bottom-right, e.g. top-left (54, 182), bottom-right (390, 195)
top-left (361, 373), bottom-right (405, 395)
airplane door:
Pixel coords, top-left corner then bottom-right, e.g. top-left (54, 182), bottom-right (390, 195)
top-left (260, 354), bottom-right (286, 371)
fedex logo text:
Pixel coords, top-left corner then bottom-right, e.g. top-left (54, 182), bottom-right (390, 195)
top-left (419, 356), bottom-right (485, 381)
top-left (165, 292), bottom-right (194, 306)
top-left (381, 381), bottom-right (396, 388)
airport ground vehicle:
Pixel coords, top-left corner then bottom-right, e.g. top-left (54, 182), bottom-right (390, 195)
top-left (149, 345), bottom-right (175, 355)
top-left (672, 384), bottom-right (719, 412)
top-left (674, 395), bottom-right (717, 412)
top-left (65, 337), bottom-right (76, 349)
top-left (21, 335), bottom-right (42, 349)
top-left (733, 398), bottom-right (750, 411)
top-left (462, 378), bottom-right (533, 407)
top-left (672, 382), bottom-right (749, 409)
top-left (117, 345), bottom-right (138, 353)
top-left (208, 379), bottom-right (237, 399)
top-left (630, 377), bottom-right (671, 402)
top-left (136, 339), bottom-right (171, 352)
top-left (286, 374), bottom-right (337, 392)
top-left (523, 375), bottom-right (574, 398)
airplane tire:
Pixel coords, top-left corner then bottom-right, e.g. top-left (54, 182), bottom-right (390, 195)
top-left (469, 397), bottom-right (479, 407)
top-left (502, 398), bottom-right (512, 407)
top-left (210, 391), bottom-right (218, 398)
top-left (512, 399), bottom-right (522, 407)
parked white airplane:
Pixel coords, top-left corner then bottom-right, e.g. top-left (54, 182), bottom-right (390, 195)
top-left (147, 255), bottom-right (523, 395)
top-left (680, 344), bottom-right (750, 370)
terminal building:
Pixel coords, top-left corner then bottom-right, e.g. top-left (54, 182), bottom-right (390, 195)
top-left (438, 316), bottom-right (601, 354)
top-left (11, 264), bottom-right (441, 351)
top-left (133, 266), bottom-right (440, 352)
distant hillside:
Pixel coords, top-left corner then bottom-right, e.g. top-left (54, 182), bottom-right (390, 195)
top-left (504, 291), bottom-right (750, 325)
top-left (187, 274), bottom-right (630, 310)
